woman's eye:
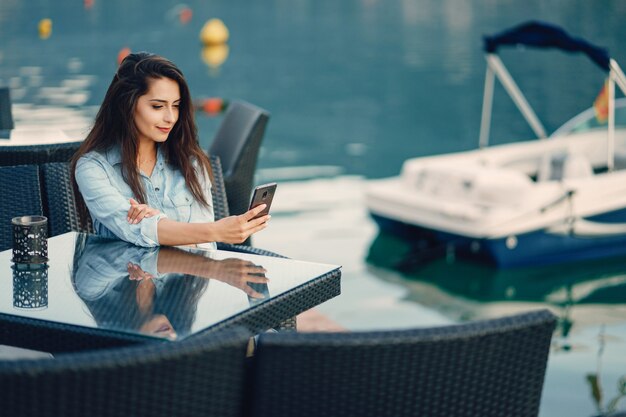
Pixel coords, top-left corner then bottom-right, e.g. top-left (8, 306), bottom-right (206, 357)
top-left (152, 105), bottom-right (163, 109)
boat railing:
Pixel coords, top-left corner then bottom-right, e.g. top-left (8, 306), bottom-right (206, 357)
top-left (606, 59), bottom-right (626, 171)
top-left (478, 21), bottom-right (626, 173)
top-left (479, 53), bottom-right (547, 149)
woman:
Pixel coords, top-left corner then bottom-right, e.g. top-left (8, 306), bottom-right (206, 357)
top-left (71, 52), bottom-right (268, 248)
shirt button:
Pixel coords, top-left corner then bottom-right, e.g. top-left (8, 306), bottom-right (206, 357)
top-left (155, 187), bottom-right (160, 191)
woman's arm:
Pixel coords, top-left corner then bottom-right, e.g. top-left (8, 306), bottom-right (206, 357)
top-left (150, 246), bottom-right (269, 298)
top-left (138, 156), bottom-right (270, 246)
top-left (156, 205), bottom-right (269, 246)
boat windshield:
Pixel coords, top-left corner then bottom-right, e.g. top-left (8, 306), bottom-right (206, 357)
top-left (552, 97), bottom-right (626, 137)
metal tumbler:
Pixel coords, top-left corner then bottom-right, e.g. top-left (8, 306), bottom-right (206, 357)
top-left (12, 215), bottom-right (48, 264)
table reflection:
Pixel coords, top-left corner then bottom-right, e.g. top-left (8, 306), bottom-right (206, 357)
top-left (12, 263), bottom-right (49, 310)
top-left (72, 235), bottom-right (269, 340)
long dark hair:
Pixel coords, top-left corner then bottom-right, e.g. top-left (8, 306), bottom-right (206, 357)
top-left (71, 52), bottom-right (212, 224)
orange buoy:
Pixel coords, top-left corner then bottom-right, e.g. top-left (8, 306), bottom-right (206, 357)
top-left (203, 98), bottom-right (224, 114)
top-left (117, 47), bottom-right (131, 65)
top-left (179, 7), bottom-right (192, 24)
top-left (194, 98), bottom-right (229, 116)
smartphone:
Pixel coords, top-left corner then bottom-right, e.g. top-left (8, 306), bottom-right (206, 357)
top-left (247, 279), bottom-right (270, 307)
top-left (248, 182), bottom-right (277, 219)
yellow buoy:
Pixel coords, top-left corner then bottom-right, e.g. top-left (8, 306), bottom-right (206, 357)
top-left (38, 18), bottom-right (52, 40)
top-left (199, 18), bottom-right (229, 45)
top-left (201, 44), bottom-right (229, 69)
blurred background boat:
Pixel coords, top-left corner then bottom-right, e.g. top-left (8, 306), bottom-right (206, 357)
top-left (366, 22), bottom-right (626, 268)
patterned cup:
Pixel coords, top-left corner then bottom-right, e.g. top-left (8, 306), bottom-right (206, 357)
top-left (12, 216), bottom-right (48, 264)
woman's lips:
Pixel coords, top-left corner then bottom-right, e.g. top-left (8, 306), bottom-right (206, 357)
top-left (157, 127), bottom-right (171, 133)
top-left (156, 324), bottom-right (172, 332)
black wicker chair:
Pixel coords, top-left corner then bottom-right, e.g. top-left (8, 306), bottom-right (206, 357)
top-left (248, 309), bottom-right (557, 417)
top-left (0, 329), bottom-right (250, 417)
top-left (0, 165), bottom-right (44, 251)
top-left (41, 162), bottom-right (93, 237)
top-left (209, 154), bottom-right (230, 220)
top-left (0, 141), bottom-right (82, 167)
top-left (208, 100), bottom-right (270, 218)
top-left (0, 87), bottom-right (13, 131)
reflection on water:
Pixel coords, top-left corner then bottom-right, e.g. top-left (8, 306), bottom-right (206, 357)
top-left (6, 59), bottom-right (97, 139)
top-left (8, 62), bottom-right (94, 106)
top-left (585, 330), bottom-right (626, 417)
top-left (367, 230), bottom-right (626, 416)
top-left (367, 231), bottom-right (626, 336)
top-left (200, 44), bottom-right (230, 75)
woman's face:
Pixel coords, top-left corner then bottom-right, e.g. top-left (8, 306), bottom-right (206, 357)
top-left (133, 77), bottom-right (181, 146)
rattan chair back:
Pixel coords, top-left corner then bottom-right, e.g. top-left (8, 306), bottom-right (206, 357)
top-left (0, 329), bottom-right (250, 417)
top-left (0, 87), bottom-right (13, 131)
top-left (41, 162), bottom-right (93, 236)
top-left (209, 154), bottom-right (230, 220)
top-left (208, 100), bottom-right (270, 217)
top-left (249, 309), bottom-right (557, 417)
top-left (0, 165), bottom-right (44, 251)
top-left (0, 141), bottom-right (82, 167)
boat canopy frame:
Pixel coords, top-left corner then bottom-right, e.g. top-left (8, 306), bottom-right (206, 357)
top-left (478, 21), bottom-right (626, 170)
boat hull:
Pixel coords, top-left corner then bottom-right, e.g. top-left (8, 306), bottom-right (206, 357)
top-left (370, 212), bottom-right (626, 268)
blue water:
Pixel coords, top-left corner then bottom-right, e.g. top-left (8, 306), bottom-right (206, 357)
top-left (2, 1), bottom-right (626, 415)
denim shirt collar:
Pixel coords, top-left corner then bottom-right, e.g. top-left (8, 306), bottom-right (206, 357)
top-left (104, 145), bottom-right (165, 170)
top-left (104, 145), bottom-right (122, 166)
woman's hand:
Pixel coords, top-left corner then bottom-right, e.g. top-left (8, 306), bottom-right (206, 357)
top-left (213, 204), bottom-right (270, 244)
top-left (127, 262), bottom-right (155, 281)
top-left (212, 258), bottom-right (269, 298)
top-left (127, 198), bottom-right (160, 224)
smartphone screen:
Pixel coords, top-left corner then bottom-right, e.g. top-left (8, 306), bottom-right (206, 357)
top-left (249, 182), bottom-right (277, 219)
top-left (247, 279), bottom-right (270, 306)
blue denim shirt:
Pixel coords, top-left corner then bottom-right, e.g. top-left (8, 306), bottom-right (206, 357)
top-left (75, 145), bottom-right (216, 249)
top-left (74, 236), bottom-right (162, 301)
top-left (74, 235), bottom-right (209, 301)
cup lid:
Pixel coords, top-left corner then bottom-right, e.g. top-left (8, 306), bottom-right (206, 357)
top-left (11, 216), bottom-right (48, 226)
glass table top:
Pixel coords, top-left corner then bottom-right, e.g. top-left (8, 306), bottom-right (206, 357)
top-left (0, 232), bottom-right (340, 341)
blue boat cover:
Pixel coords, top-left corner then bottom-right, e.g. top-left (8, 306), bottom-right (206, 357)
top-left (483, 21), bottom-right (610, 72)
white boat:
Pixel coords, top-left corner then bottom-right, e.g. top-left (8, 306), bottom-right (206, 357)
top-left (366, 21), bottom-right (626, 268)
